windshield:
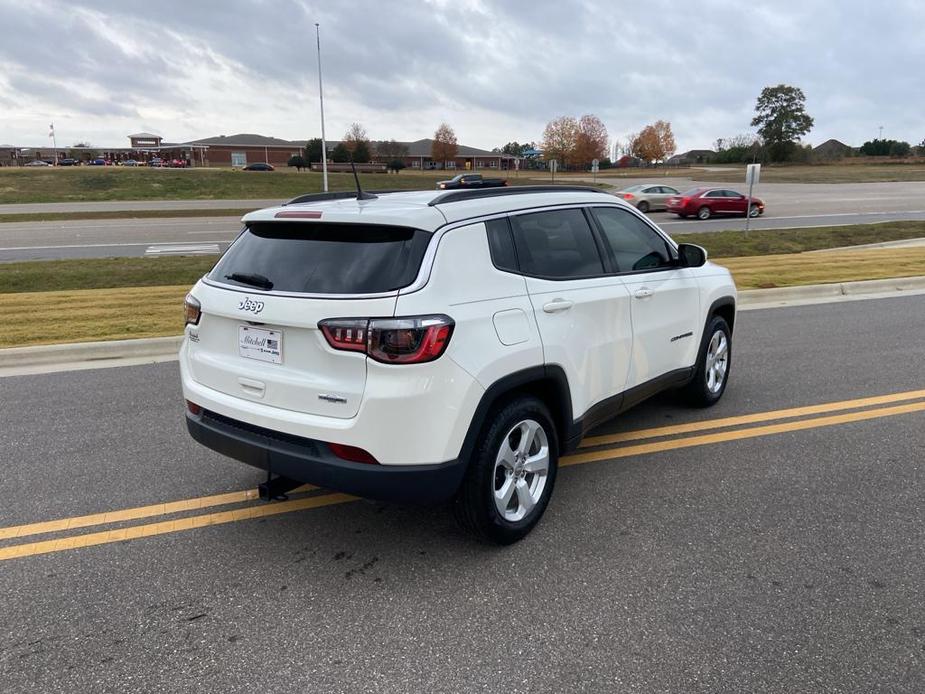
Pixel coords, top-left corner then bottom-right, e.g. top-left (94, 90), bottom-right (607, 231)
top-left (211, 222), bottom-right (432, 294)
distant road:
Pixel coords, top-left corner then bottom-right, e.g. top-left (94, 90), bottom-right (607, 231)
top-left (656, 209), bottom-right (925, 234)
top-left (0, 199), bottom-right (281, 214)
top-left (2, 179), bottom-right (925, 261)
top-left (0, 216), bottom-right (241, 262)
top-left (3, 210), bottom-right (925, 262)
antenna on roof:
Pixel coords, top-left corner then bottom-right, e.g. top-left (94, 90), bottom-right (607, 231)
top-left (350, 157), bottom-right (377, 200)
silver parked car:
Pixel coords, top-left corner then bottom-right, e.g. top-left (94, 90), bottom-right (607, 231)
top-left (613, 184), bottom-right (680, 213)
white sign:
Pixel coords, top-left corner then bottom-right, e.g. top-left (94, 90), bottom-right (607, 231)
top-left (549, 159), bottom-right (558, 173)
top-left (746, 163), bottom-right (761, 186)
top-left (239, 326), bottom-right (282, 364)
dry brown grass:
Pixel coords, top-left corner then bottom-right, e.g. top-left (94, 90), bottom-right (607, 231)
top-left (719, 247), bottom-right (925, 289)
top-left (0, 285), bottom-right (187, 347)
top-left (3, 247), bottom-right (924, 347)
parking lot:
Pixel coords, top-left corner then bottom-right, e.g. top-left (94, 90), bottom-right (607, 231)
top-left (2, 294), bottom-right (923, 693)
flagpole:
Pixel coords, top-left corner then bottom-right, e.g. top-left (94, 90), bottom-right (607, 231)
top-left (315, 22), bottom-right (328, 192)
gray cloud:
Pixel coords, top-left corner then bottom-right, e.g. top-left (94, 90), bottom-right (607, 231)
top-left (0, 0), bottom-right (923, 149)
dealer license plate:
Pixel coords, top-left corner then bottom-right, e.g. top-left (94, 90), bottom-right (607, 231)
top-left (238, 326), bottom-right (282, 364)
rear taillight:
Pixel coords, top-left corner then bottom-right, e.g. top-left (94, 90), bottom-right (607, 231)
top-left (680, 196), bottom-right (691, 206)
top-left (319, 319), bottom-right (367, 353)
top-left (184, 293), bottom-right (201, 326)
top-left (319, 315), bottom-right (454, 364)
top-left (328, 442), bottom-right (379, 464)
top-left (622, 193), bottom-right (634, 200)
top-left (186, 400), bottom-right (202, 415)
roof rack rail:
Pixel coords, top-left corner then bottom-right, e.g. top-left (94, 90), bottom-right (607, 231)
top-left (282, 190), bottom-right (408, 206)
top-left (428, 185), bottom-right (606, 206)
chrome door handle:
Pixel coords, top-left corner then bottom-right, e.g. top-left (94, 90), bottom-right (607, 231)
top-left (633, 287), bottom-right (653, 299)
top-left (542, 299), bottom-right (574, 313)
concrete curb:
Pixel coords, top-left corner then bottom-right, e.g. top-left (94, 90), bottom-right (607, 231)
top-left (1, 275), bottom-right (923, 372)
top-left (738, 275), bottom-right (925, 305)
top-left (0, 335), bottom-right (182, 368)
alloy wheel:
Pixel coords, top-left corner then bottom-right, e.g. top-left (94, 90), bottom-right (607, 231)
top-left (492, 419), bottom-right (550, 522)
top-left (705, 330), bottom-right (729, 393)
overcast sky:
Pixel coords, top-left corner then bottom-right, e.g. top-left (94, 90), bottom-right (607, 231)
top-left (1, 0), bottom-right (923, 152)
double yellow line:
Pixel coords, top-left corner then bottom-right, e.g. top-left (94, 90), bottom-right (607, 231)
top-left (2, 388), bottom-right (924, 562)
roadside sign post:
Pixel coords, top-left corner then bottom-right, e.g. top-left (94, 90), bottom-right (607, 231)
top-left (550, 159), bottom-right (558, 183)
top-left (591, 158), bottom-right (599, 184)
top-left (744, 163), bottom-right (760, 234)
top-left (514, 157), bottom-right (520, 177)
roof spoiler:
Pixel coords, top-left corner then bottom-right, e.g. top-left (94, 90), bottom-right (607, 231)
top-left (282, 190), bottom-right (407, 206)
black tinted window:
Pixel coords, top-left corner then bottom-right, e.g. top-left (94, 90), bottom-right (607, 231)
top-left (486, 218), bottom-right (518, 272)
top-left (211, 222), bottom-right (431, 294)
top-left (511, 209), bottom-right (604, 279)
top-left (591, 207), bottom-right (673, 272)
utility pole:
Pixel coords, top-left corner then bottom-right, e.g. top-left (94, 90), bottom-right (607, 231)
top-left (315, 22), bottom-right (328, 192)
top-left (49, 122), bottom-right (58, 165)
top-left (878, 125), bottom-right (884, 140)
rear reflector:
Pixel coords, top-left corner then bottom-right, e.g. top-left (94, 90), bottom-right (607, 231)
top-left (186, 400), bottom-right (202, 415)
top-left (328, 442), bottom-right (379, 465)
top-left (274, 210), bottom-right (323, 219)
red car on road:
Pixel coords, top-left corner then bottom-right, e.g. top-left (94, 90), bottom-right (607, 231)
top-left (666, 187), bottom-right (764, 220)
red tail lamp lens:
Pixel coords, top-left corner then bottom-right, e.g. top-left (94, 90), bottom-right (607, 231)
top-left (328, 442), bottom-right (379, 465)
top-left (184, 294), bottom-right (201, 326)
top-left (680, 196), bottom-right (691, 206)
top-left (319, 319), bottom-right (368, 353)
top-left (622, 193), bottom-right (634, 200)
top-left (319, 315), bottom-right (454, 364)
top-left (186, 400), bottom-right (202, 415)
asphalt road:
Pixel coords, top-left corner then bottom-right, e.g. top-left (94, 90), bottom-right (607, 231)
top-left (0, 216), bottom-right (240, 262)
top-left (1, 295), bottom-right (923, 693)
top-left (2, 179), bottom-right (925, 261)
top-left (0, 199), bottom-right (283, 214)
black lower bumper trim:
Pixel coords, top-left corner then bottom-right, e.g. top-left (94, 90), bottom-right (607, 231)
top-left (186, 410), bottom-right (466, 505)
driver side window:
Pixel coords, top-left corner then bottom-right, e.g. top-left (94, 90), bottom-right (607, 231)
top-left (591, 207), bottom-right (673, 273)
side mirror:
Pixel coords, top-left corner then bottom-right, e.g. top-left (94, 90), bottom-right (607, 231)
top-left (677, 243), bottom-right (708, 268)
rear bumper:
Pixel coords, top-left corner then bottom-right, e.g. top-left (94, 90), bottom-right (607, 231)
top-left (186, 409), bottom-right (467, 504)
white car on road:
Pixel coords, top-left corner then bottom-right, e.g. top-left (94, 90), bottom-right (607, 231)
top-left (181, 186), bottom-right (736, 543)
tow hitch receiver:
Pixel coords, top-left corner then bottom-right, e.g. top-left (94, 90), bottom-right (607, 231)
top-left (258, 474), bottom-right (304, 502)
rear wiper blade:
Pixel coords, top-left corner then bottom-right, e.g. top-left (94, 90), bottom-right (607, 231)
top-left (224, 272), bottom-right (274, 290)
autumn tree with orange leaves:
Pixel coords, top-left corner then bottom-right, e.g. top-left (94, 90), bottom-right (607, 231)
top-left (542, 114), bottom-right (609, 169)
top-left (573, 115), bottom-right (609, 168)
top-left (432, 123), bottom-right (458, 167)
top-left (630, 121), bottom-right (676, 165)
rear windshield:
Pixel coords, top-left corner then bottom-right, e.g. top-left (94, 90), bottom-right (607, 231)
top-left (211, 222), bottom-right (431, 294)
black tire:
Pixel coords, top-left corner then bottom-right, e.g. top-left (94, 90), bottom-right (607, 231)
top-left (682, 315), bottom-right (731, 407)
top-left (454, 396), bottom-right (559, 544)
top-left (637, 200), bottom-right (650, 213)
top-left (697, 205), bottom-right (711, 220)
top-left (748, 206), bottom-right (761, 218)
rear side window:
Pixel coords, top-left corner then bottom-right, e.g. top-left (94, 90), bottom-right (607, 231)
top-left (485, 218), bottom-right (518, 273)
top-left (211, 222), bottom-right (431, 294)
top-left (510, 209), bottom-right (604, 279)
top-left (591, 207), bottom-right (673, 273)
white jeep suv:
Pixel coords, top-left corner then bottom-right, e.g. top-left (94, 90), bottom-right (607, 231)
top-left (181, 186), bottom-right (736, 543)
